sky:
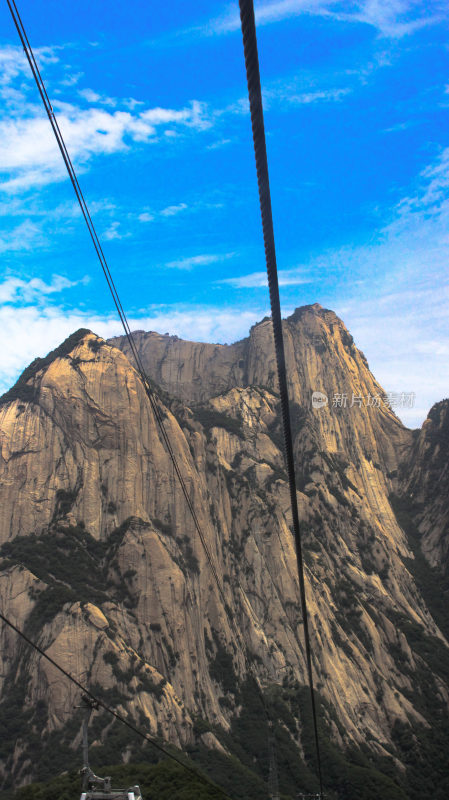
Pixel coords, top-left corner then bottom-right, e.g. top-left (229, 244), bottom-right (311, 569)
top-left (0, 0), bottom-right (448, 427)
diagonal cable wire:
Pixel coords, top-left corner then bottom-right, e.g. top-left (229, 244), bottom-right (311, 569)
top-left (5, 0), bottom-right (292, 697)
top-left (6, 0), bottom-right (268, 683)
top-left (5, 3), bottom-right (282, 793)
top-left (0, 611), bottom-right (231, 799)
top-left (6, 2), bottom-right (324, 795)
top-left (5, 0), bottom-right (232, 643)
top-left (238, 0), bottom-right (324, 795)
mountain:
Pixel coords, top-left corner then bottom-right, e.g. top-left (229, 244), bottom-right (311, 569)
top-left (0, 305), bottom-right (448, 800)
top-left (402, 399), bottom-right (449, 572)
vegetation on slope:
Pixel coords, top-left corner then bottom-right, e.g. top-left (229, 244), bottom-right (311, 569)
top-left (389, 493), bottom-right (449, 800)
top-left (10, 760), bottom-right (227, 800)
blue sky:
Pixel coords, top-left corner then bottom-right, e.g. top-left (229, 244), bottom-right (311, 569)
top-left (0, 0), bottom-right (448, 427)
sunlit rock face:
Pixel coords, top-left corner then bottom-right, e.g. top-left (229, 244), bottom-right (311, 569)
top-left (0, 305), bottom-right (447, 790)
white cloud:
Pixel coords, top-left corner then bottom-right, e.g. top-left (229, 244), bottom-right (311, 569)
top-left (140, 101), bottom-right (211, 129)
top-left (0, 57), bottom-right (212, 194)
top-left (124, 308), bottom-right (264, 344)
top-left (253, 81), bottom-right (353, 112)
top-left (0, 221), bottom-right (45, 253)
top-left (0, 280), bottom-right (443, 432)
top-left (78, 88), bottom-right (117, 107)
top-left (336, 0), bottom-right (440, 38)
top-left (395, 146), bottom-right (449, 218)
top-left (382, 120), bottom-right (416, 133)
top-left (165, 253), bottom-right (235, 270)
top-left (310, 145), bottom-right (449, 428)
top-left (206, 0), bottom-right (439, 38)
top-left (102, 221), bottom-right (129, 241)
top-left (0, 274), bottom-right (85, 304)
top-left (0, 45), bottom-right (30, 86)
top-left (207, 138), bottom-right (232, 150)
top-left (288, 87), bottom-right (352, 104)
top-left (138, 211), bottom-right (155, 223)
top-left (137, 198), bottom-right (223, 225)
top-left (0, 44), bottom-right (58, 93)
top-left (0, 35), bottom-right (358, 200)
top-left (336, 287), bottom-right (449, 429)
top-left (160, 203), bottom-right (188, 217)
top-left (78, 88), bottom-right (147, 111)
top-left (0, 168), bottom-right (66, 194)
top-left (0, 303), bottom-right (266, 397)
top-left (0, 197), bottom-right (80, 220)
top-left (221, 267), bottom-right (312, 288)
top-left (61, 72), bottom-right (84, 87)
top-left (240, 77), bottom-right (344, 116)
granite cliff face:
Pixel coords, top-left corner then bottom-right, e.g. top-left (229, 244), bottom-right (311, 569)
top-left (0, 306), bottom-right (448, 798)
top-left (401, 399), bottom-right (449, 569)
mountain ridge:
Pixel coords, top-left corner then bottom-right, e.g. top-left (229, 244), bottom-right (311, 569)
top-left (0, 304), bottom-right (448, 798)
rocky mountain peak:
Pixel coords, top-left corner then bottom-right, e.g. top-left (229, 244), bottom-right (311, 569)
top-left (0, 311), bottom-right (448, 798)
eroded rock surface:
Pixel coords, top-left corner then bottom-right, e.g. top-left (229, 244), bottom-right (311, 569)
top-left (0, 306), bottom-right (447, 793)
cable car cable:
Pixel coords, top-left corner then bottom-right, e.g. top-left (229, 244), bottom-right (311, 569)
top-left (6, 1), bottom-right (322, 795)
top-left (238, 0), bottom-right (324, 795)
top-left (5, 0), bottom-right (232, 640)
top-left (5, 4), bottom-right (281, 792)
top-left (0, 610), bottom-right (233, 799)
top-left (5, 1), bottom-right (292, 703)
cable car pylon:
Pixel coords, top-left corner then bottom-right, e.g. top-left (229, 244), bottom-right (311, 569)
top-left (78, 694), bottom-right (143, 800)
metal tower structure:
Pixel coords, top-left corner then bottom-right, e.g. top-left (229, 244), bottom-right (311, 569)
top-left (78, 694), bottom-right (143, 800)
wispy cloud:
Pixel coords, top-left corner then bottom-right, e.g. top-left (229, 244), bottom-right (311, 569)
top-left (0, 221), bottom-right (45, 254)
top-left (336, 285), bottom-right (449, 428)
top-left (382, 120), bottom-right (417, 134)
top-left (206, 138), bottom-right (232, 151)
top-left (160, 202), bottom-right (188, 217)
top-left (138, 211), bottom-right (155, 223)
top-left (165, 252), bottom-right (235, 270)
top-left (288, 87), bottom-right (352, 105)
top-left (102, 221), bottom-right (130, 241)
top-left (393, 146), bottom-right (449, 221)
top-left (0, 302), bottom-right (266, 397)
top-left (0, 197), bottom-right (80, 221)
top-left (60, 72), bottom-right (84, 87)
top-left (216, 80), bottom-right (353, 119)
top-left (0, 44), bottom-right (59, 105)
top-left (0, 199), bottom-right (81, 253)
top-left (136, 197), bottom-right (223, 226)
top-left (0, 43), bottom-right (212, 195)
top-left (221, 267), bottom-right (312, 288)
top-left (78, 88), bottom-right (144, 111)
top-left (335, 0), bottom-right (441, 38)
top-left (0, 98), bottom-right (211, 194)
top-left (0, 274), bottom-right (87, 304)
top-left (139, 102), bottom-right (209, 128)
top-left (78, 88), bottom-right (118, 107)
top-left (0, 31), bottom-right (366, 200)
top-left (204, 0), bottom-right (440, 39)
top-left (306, 144), bottom-right (449, 427)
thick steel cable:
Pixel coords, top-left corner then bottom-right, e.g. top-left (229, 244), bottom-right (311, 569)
top-left (0, 611), bottom-right (231, 799)
top-left (7, 0), bottom-right (273, 687)
top-left (6, 4), bottom-right (280, 793)
top-left (5, 9), bottom-right (276, 756)
top-left (6, 2), bottom-right (322, 794)
top-left (238, 0), bottom-right (324, 795)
